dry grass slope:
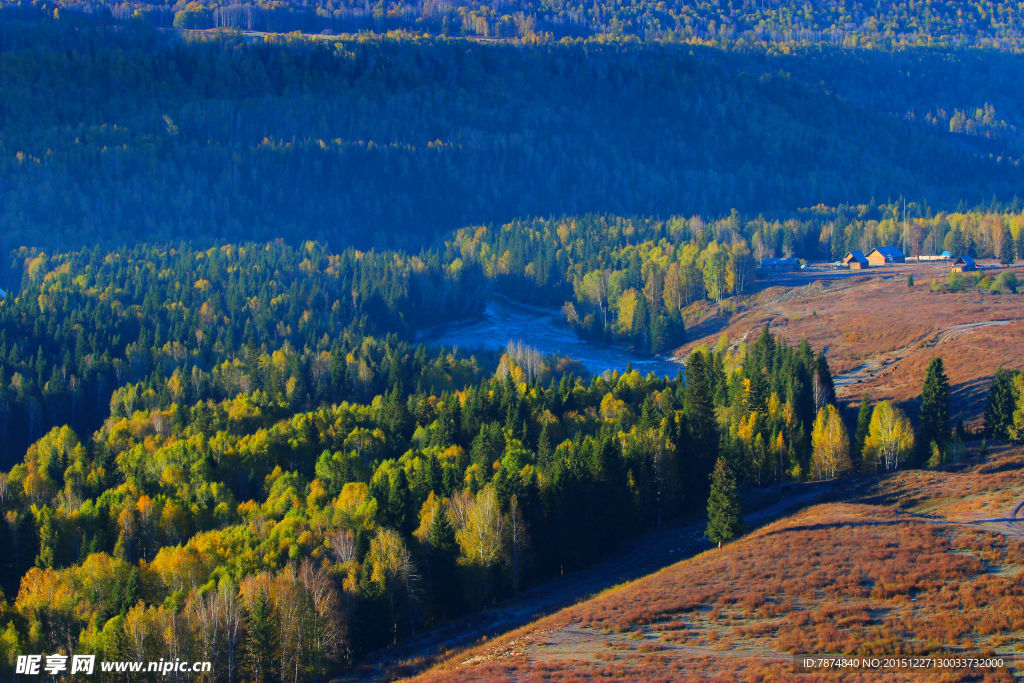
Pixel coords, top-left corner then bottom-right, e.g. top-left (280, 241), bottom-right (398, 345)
top-left (675, 263), bottom-right (1024, 427)
top-left (408, 445), bottom-right (1024, 682)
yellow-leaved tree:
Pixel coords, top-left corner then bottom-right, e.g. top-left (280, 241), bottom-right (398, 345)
top-left (810, 405), bottom-right (851, 480)
top-left (863, 401), bottom-right (915, 471)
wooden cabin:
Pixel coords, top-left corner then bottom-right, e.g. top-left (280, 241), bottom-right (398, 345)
top-left (760, 257), bottom-right (800, 272)
top-left (842, 250), bottom-right (869, 269)
top-left (865, 246), bottom-right (906, 265)
top-left (951, 255), bottom-right (977, 272)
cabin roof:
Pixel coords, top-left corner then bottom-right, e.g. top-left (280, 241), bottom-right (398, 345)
top-left (867, 246), bottom-right (906, 259)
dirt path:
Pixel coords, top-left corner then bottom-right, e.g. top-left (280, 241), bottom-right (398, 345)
top-left (955, 492), bottom-right (1024, 538)
top-left (329, 483), bottom-right (836, 682)
top-left (507, 624), bottom-right (793, 667)
top-left (833, 319), bottom-right (1019, 388)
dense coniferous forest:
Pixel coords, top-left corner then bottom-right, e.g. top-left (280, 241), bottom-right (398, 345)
top-left (2, 22), bottom-right (1024, 270)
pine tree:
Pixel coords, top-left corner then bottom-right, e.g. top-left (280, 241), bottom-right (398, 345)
top-left (852, 396), bottom-right (872, 464)
top-left (705, 457), bottom-right (745, 549)
top-left (35, 506), bottom-right (57, 569)
top-left (426, 506), bottom-right (459, 620)
top-left (946, 227), bottom-right (966, 258)
top-left (984, 367), bottom-right (1017, 440)
top-left (388, 469), bottom-right (413, 534)
top-left (814, 352), bottom-right (836, 407)
top-left (244, 591), bottom-right (279, 683)
top-left (120, 568), bottom-right (141, 615)
top-left (1000, 224), bottom-right (1016, 265)
top-left (649, 312), bottom-right (666, 355)
top-left (685, 351), bottom-right (719, 499)
top-left (919, 357), bottom-right (951, 460)
top-left (536, 422), bottom-right (552, 469)
top-left (380, 384), bottom-right (411, 439)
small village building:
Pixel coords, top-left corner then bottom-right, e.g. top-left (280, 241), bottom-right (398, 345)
top-left (842, 250), bottom-right (869, 269)
top-left (951, 255), bottom-right (977, 272)
top-left (760, 257), bottom-right (800, 272)
top-left (865, 246), bottom-right (906, 265)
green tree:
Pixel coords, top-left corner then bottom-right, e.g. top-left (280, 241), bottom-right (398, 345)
top-left (945, 227), bottom-right (966, 258)
top-left (999, 224), bottom-right (1016, 265)
top-left (536, 422), bottom-right (552, 469)
top-left (684, 350), bottom-right (719, 500)
top-left (996, 270), bottom-right (1019, 293)
top-left (388, 468), bottom-right (414, 534)
top-left (852, 395), bottom-right (872, 464)
top-left (919, 357), bottom-right (951, 459)
top-left (985, 367), bottom-right (1018, 440)
top-left (425, 504), bottom-right (460, 619)
top-left (244, 591), bottom-right (279, 683)
top-left (34, 506), bottom-right (57, 570)
top-left (814, 352), bottom-right (836, 409)
top-left (120, 568), bottom-right (141, 615)
top-left (705, 457), bottom-right (745, 549)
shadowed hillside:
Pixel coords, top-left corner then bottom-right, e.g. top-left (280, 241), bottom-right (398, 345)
top-left (1, 25), bottom-right (1023, 255)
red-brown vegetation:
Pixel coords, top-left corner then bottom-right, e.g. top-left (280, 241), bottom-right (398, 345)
top-left (676, 266), bottom-right (1024, 426)
top-left (408, 446), bottom-right (1024, 683)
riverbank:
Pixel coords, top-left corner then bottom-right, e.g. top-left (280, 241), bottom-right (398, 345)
top-left (419, 296), bottom-right (685, 378)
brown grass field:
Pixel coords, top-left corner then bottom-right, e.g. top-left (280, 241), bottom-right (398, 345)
top-left (675, 261), bottom-right (1024, 429)
top-left (405, 444), bottom-right (1024, 682)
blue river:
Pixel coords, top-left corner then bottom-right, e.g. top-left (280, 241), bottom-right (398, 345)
top-left (419, 296), bottom-right (685, 379)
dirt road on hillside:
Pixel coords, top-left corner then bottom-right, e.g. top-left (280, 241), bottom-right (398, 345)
top-left (833, 319), bottom-right (1020, 389)
top-left (330, 483), bottom-right (837, 682)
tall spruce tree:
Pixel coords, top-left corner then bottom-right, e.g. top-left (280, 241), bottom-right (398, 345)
top-left (244, 591), bottom-right (279, 683)
top-left (919, 357), bottom-right (951, 460)
top-left (984, 367), bottom-right (1017, 440)
top-left (946, 227), bottom-right (966, 258)
top-left (815, 352), bottom-right (836, 407)
top-left (852, 396), bottom-right (872, 465)
top-left (685, 350), bottom-right (719, 499)
top-left (426, 506), bottom-right (460, 620)
top-left (706, 457), bottom-right (745, 549)
top-left (1000, 225), bottom-right (1016, 265)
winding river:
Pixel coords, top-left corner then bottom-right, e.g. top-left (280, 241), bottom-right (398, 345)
top-left (419, 296), bottom-right (685, 378)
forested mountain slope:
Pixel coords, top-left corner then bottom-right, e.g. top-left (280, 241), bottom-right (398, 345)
top-left (17, 0), bottom-right (1024, 48)
top-left (1, 24), bottom-right (1022, 260)
top-left (0, 242), bottom-right (846, 678)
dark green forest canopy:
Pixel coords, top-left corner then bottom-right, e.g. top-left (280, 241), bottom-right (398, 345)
top-left (0, 23), bottom-right (1022, 260)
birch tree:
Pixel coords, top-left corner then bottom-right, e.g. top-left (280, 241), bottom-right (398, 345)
top-left (863, 401), bottom-right (915, 471)
top-left (810, 405), bottom-right (851, 480)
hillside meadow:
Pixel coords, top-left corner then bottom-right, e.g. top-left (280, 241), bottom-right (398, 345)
top-left (406, 444), bottom-right (1024, 682)
top-left (676, 262), bottom-right (1024, 427)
